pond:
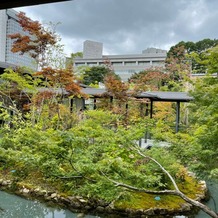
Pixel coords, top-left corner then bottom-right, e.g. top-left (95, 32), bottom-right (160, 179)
top-left (0, 190), bottom-right (99, 218)
top-left (194, 181), bottom-right (218, 218)
top-left (0, 181), bottom-right (217, 218)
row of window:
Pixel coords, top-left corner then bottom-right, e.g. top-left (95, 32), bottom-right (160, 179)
top-left (75, 60), bottom-right (164, 67)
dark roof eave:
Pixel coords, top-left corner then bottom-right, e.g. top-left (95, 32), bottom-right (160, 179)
top-left (135, 91), bottom-right (194, 102)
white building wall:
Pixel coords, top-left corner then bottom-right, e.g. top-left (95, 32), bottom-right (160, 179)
top-left (0, 10), bottom-right (7, 62)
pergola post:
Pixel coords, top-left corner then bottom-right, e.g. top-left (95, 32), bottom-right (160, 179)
top-left (82, 98), bottom-right (85, 109)
top-left (145, 102), bottom-right (149, 116)
top-left (175, 101), bottom-right (180, 133)
top-left (150, 100), bottom-right (153, 119)
top-left (70, 98), bottom-right (73, 112)
top-left (93, 98), bottom-right (97, 110)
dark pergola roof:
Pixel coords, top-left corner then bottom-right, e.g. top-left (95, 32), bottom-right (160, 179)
top-left (81, 87), bottom-right (107, 96)
top-left (136, 91), bottom-right (193, 102)
top-left (0, 0), bottom-right (71, 9)
top-left (81, 88), bottom-right (193, 103)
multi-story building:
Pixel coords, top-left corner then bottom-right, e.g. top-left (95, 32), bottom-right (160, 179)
top-left (73, 40), bottom-right (167, 81)
top-left (0, 9), bottom-right (36, 69)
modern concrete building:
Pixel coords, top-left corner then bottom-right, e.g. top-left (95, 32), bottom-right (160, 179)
top-left (73, 40), bottom-right (167, 81)
top-left (0, 9), bottom-right (36, 69)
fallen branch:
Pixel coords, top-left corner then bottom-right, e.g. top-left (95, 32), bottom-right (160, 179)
top-left (136, 147), bottom-right (218, 218)
top-left (101, 147), bottom-right (218, 218)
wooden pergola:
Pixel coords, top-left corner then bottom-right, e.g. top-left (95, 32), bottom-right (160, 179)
top-left (81, 88), bottom-right (194, 133)
top-left (136, 91), bottom-right (193, 132)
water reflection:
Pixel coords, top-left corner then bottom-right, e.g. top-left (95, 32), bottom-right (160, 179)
top-left (0, 191), bottom-right (98, 218)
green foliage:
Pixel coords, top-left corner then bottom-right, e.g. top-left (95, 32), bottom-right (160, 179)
top-left (0, 110), bottom-right (191, 202)
top-left (188, 76), bottom-right (218, 179)
top-left (168, 38), bottom-right (218, 74)
top-left (83, 66), bottom-right (113, 85)
top-left (1, 68), bottom-right (35, 91)
top-left (204, 45), bottom-right (218, 75)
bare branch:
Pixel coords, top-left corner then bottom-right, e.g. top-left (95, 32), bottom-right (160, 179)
top-left (101, 171), bottom-right (179, 195)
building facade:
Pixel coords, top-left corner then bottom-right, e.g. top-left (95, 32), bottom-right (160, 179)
top-left (0, 9), bottom-right (36, 69)
top-left (73, 40), bottom-right (167, 81)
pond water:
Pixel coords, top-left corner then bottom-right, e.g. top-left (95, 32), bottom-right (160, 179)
top-left (0, 181), bottom-right (217, 218)
top-left (175, 181), bottom-right (218, 218)
top-left (194, 181), bottom-right (218, 218)
top-left (0, 191), bottom-right (99, 218)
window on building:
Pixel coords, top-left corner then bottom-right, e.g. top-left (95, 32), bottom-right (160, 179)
top-left (75, 62), bottom-right (86, 66)
top-left (138, 61), bottom-right (150, 65)
top-left (152, 60), bottom-right (164, 65)
top-left (124, 61), bottom-right (136, 66)
top-left (87, 62), bottom-right (97, 66)
top-left (111, 62), bottom-right (123, 66)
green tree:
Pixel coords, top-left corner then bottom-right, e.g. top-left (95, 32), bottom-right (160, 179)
top-left (165, 44), bottom-right (191, 85)
top-left (0, 67), bottom-right (36, 114)
top-left (83, 65), bottom-right (112, 85)
top-left (66, 51), bottom-right (83, 68)
top-left (167, 39), bottom-right (218, 74)
top-left (189, 75), bottom-right (218, 179)
top-left (203, 45), bottom-right (218, 75)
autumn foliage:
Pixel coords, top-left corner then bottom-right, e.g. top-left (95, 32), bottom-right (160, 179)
top-left (8, 12), bottom-right (57, 68)
top-left (34, 67), bottom-right (81, 95)
top-left (104, 73), bottom-right (129, 101)
top-left (129, 67), bottom-right (169, 91)
top-left (165, 45), bottom-right (191, 81)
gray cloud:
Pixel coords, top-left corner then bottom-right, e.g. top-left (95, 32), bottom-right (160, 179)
top-left (16, 0), bottom-right (218, 56)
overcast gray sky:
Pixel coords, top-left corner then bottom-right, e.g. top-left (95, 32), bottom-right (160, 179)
top-left (16, 0), bottom-right (218, 56)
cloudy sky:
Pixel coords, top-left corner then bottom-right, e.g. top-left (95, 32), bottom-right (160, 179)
top-left (15, 0), bottom-right (218, 57)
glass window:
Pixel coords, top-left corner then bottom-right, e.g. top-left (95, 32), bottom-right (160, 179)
top-left (124, 61), bottom-right (136, 66)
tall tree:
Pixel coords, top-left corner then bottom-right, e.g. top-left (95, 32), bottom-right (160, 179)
top-left (165, 44), bottom-right (191, 84)
top-left (167, 39), bottom-right (218, 74)
top-left (129, 67), bottom-right (169, 91)
top-left (8, 12), bottom-right (63, 69)
top-left (5, 12), bottom-right (82, 128)
top-left (83, 66), bottom-right (113, 86)
top-left (189, 76), bottom-right (218, 179)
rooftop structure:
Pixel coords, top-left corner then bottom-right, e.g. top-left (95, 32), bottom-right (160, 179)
top-left (73, 40), bottom-right (167, 81)
top-left (83, 40), bottom-right (103, 59)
